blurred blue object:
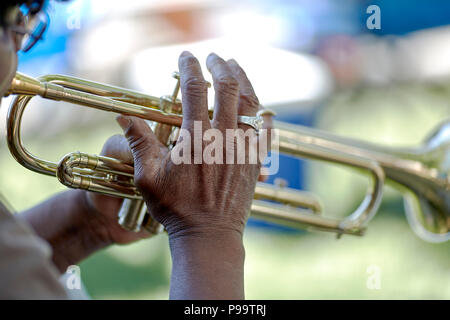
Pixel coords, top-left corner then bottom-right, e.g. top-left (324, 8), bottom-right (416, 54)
top-left (360, 0), bottom-right (450, 35)
top-left (17, 0), bottom-right (90, 69)
top-left (247, 110), bottom-right (315, 233)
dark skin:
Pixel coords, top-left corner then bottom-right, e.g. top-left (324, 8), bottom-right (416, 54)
top-left (116, 51), bottom-right (272, 299)
top-left (1, 4), bottom-right (271, 299)
top-left (18, 52), bottom-right (269, 299)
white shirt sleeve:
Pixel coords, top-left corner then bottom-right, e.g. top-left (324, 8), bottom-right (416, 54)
top-left (0, 202), bottom-right (68, 299)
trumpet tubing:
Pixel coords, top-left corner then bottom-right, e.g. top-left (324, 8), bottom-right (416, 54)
top-left (275, 121), bottom-right (450, 242)
top-left (4, 72), bottom-right (449, 242)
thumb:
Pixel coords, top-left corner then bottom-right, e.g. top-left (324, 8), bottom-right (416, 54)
top-left (116, 115), bottom-right (164, 175)
top-left (100, 134), bottom-right (134, 164)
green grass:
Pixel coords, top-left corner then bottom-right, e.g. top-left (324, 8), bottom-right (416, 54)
top-left (74, 206), bottom-right (450, 299)
top-left (0, 105), bottom-right (448, 300)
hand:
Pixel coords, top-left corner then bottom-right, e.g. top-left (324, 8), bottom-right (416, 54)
top-left (116, 52), bottom-right (270, 241)
top-left (83, 135), bottom-right (151, 245)
top-left (116, 51), bottom-right (273, 299)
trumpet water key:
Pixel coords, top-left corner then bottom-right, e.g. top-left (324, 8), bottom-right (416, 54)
top-left (5, 71), bottom-right (449, 241)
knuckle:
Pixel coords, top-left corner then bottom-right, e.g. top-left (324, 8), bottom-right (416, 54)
top-left (239, 93), bottom-right (259, 110)
top-left (121, 120), bottom-right (136, 138)
top-left (181, 77), bottom-right (208, 98)
top-left (127, 134), bottom-right (150, 158)
top-left (234, 65), bottom-right (247, 78)
top-left (215, 76), bottom-right (239, 96)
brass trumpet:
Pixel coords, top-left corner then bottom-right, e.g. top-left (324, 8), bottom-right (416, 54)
top-left (4, 72), bottom-right (449, 242)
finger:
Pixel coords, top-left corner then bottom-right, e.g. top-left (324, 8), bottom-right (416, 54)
top-left (100, 134), bottom-right (134, 164)
top-left (116, 115), bottom-right (164, 175)
top-left (206, 52), bottom-right (239, 130)
top-left (178, 51), bottom-right (210, 131)
top-left (227, 59), bottom-right (259, 118)
top-left (226, 58), bottom-right (260, 165)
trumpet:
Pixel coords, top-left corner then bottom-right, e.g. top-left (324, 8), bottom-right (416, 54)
top-left (4, 72), bottom-right (449, 242)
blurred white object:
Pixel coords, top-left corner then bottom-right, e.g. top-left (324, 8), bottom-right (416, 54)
top-left (127, 37), bottom-right (332, 107)
top-left (357, 25), bottom-right (450, 84)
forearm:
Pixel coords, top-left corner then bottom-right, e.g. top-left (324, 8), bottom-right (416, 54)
top-left (18, 190), bottom-right (112, 273)
top-left (169, 231), bottom-right (245, 300)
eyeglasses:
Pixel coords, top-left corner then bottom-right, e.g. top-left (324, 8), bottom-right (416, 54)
top-left (11, 11), bottom-right (49, 52)
top-left (5, 2), bottom-right (48, 52)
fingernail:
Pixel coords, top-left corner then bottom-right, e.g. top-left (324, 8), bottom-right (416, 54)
top-left (116, 115), bottom-right (131, 130)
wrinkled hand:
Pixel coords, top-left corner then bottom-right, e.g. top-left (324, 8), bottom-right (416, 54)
top-left (116, 52), bottom-right (271, 241)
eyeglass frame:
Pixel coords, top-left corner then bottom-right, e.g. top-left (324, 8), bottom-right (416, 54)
top-left (1, 3), bottom-right (49, 52)
top-left (10, 11), bottom-right (49, 52)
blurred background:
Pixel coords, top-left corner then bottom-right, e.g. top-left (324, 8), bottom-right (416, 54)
top-left (1, 0), bottom-right (449, 299)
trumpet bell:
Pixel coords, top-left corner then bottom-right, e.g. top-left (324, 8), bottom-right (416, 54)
top-left (404, 121), bottom-right (450, 243)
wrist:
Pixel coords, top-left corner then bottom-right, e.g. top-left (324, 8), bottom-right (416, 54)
top-left (169, 228), bottom-right (245, 253)
top-left (162, 210), bottom-right (246, 242)
top-left (168, 227), bottom-right (246, 300)
top-left (165, 211), bottom-right (247, 265)
top-left (168, 226), bottom-right (246, 272)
